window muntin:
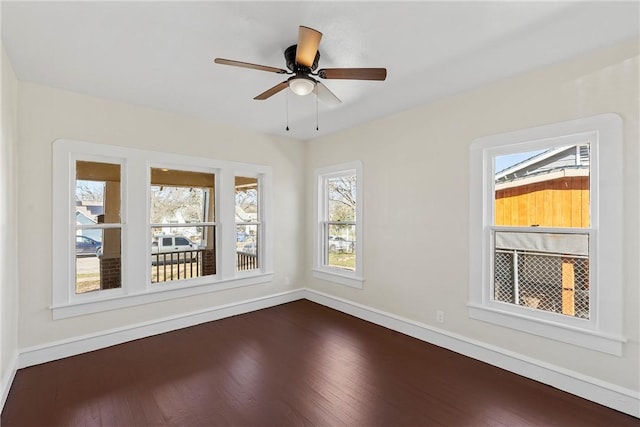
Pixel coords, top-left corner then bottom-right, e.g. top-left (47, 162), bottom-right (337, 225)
top-left (491, 145), bottom-right (591, 319)
top-left (75, 160), bottom-right (122, 294)
top-left (150, 168), bottom-right (216, 284)
top-left (235, 176), bottom-right (260, 272)
top-left (313, 161), bottom-right (363, 288)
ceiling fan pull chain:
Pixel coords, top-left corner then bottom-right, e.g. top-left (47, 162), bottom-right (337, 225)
top-left (286, 90), bottom-right (290, 131)
top-left (316, 93), bottom-right (319, 131)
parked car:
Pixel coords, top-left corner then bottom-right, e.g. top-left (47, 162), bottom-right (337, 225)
top-left (328, 236), bottom-right (354, 253)
top-left (151, 235), bottom-right (202, 264)
top-left (241, 241), bottom-right (257, 255)
top-left (76, 235), bottom-right (101, 256)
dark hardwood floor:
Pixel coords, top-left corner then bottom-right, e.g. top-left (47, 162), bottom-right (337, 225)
top-left (2, 300), bottom-right (638, 426)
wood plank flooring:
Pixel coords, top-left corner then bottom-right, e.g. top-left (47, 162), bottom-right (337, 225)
top-left (2, 300), bottom-right (638, 426)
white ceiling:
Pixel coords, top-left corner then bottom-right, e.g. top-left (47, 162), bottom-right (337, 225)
top-left (2, 1), bottom-right (638, 141)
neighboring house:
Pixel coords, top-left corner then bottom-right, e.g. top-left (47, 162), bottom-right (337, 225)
top-left (75, 202), bottom-right (103, 242)
top-left (235, 205), bottom-right (257, 239)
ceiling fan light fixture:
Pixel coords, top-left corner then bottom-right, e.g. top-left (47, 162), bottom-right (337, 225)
top-left (289, 76), bottom-right (316, 96)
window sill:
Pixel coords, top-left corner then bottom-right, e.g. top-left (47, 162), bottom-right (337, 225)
top-left (467, 303), bottom-right (625, 356)
top-left (312, 268), bottom-right (364, 289)
top-left (52, 273), bottom-right (274, 319)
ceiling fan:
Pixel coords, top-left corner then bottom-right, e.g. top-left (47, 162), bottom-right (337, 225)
top-left (214, 26), bottom-right (387, 105)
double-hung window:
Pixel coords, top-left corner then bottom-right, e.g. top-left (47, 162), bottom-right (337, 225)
top-left (73, 159), bottom-right (124, 296)
top-left (313, 161), bottom-right (363, 288)
top-left (235, 176), bottom-right (261, 272)
top-left (149, 167), bottom-right (217, 284)
top-left (52, 140), bottom-right (272, 319)
top-left (468, 114), bottom-right (625, 355)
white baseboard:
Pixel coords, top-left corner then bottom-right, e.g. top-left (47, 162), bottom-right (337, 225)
top-left (1, 351), bottom-right (18, 412)
top-left (18, 289), bottom-right (305, 369)
top-left (304, 289), bottom-right (639, 418)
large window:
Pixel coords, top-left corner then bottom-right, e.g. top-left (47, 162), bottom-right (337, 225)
top-left (469, 114), bottom-right (624, 355)
top-left (52, 140), bottom-right (272, 319)
top-left (313, 161), bottom-right (363, 288)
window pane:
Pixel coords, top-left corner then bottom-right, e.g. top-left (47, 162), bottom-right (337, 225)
top-left (493, 231), bottom-right (589, 319)
top-left (235, 176), bottom-right (258, 218)
top-left (150, 168), bottom-right (214, 223)
top-left (75, 228), bottom-right (121, 294)
top-left (236, 224), bottom-right (258, 272)
top-left (76, 161), bottom-right (121, 224)
top-left (326, 224), bottom-right (356, 270)
top-left (150, 225), bottom-right (216, 283)
top-left (236, 177), bottom-right (259, 272)
top-left (494, 145), bottom-right (590, 228)
top-left (327, 174), bottom-right (356, 222)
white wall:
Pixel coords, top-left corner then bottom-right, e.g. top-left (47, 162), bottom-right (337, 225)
top-left (305, 40), bottom-right (639, 392)
top-left (16, 82), bottom-right (305, 348)
top-left (0, 44), bottom-right (19, 404)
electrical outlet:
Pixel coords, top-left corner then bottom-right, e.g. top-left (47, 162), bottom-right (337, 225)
top-left (436, 310), bottom-right (445, 323)
top-left (284, 276), bottom-right (290, 286)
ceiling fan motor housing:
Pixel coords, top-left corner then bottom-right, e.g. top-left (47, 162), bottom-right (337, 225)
top-left (285, 44), bottom-right (320, 72)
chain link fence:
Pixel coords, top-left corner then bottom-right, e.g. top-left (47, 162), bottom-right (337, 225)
top-left (494, 249), bottom-right (589, 319)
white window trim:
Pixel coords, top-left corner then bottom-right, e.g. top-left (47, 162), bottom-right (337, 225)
top-left (52, 139), bottom-right (273, 319)
top-left (468, 113), bottom-right (625, 356)
top-left (312, 161), bottom-right (364, 288)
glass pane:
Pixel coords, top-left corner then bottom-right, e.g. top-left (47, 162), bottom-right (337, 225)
top-left (236, 177), bottom-right (259, 272)
top-left (236, 224), bottom-right (259, 272)
top-left (76, 161), bottom-right (121, 224)
top-left (326, 224), bottom-right (356, 271)
top-left (150, 168), bottom-right (214, 223)
top-left (75, 228), bottom-right (121, 293)
top-left (493, 231), bottom-right (589, 319)
top-left (150, 225), bottom-right (216, 283)
top-left (327, 174), bottom-right (356, 222)
top-left (494, 145), bottom-right (590, 228)
top-left (235, 176), bottom-right (258, 219)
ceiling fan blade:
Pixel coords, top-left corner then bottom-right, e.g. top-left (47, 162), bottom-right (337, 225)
top-left (254, 81), bottom-right (289, 100)
top-left (295, 26), bottom-right (322, 68)
top-left (214, 58), bottom-right (287, 74)
top-left (318, 68), bottom-right (387, 81)
top-left (314, 82), bottom-right (341, 105)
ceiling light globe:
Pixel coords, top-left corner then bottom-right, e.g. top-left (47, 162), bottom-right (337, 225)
top-left (289, 77), bottom-right (315, 96)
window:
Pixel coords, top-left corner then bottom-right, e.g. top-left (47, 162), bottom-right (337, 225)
top-left (313, 161), bottom-right (363, 288)
top-left (235, 176), bottom-right (260, 272)
top-left (52, 140), bottom-right (273, 319)
top-left (75, 160), bottom-right (122, 294)
top-left (150, 168), bottom-right (216, 283)
top-left (469, 114), bottom-right (625, 355)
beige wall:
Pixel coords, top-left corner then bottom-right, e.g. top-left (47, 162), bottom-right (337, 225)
top-left (16, 82), bottom-right (306, 347)
top-left (1, 44), bottom-right (19, 395)
top-left (306, 40), bottom-right (639, 391)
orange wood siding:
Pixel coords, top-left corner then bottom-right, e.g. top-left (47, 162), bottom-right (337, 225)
top-left (495, 176), bottom-right (589, 227)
